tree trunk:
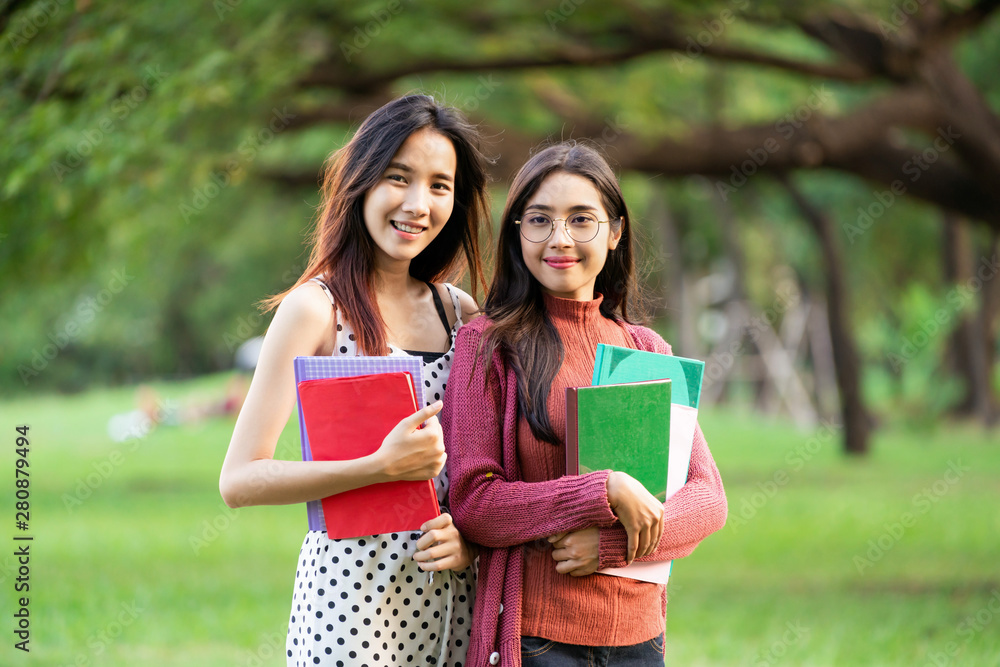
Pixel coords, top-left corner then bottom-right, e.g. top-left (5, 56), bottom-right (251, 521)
top-left (943, 214), bottom-right (978, 415)
top-left (943, 214), bottom-right (997, 424)
top-left (983, 232), bottom-right (1000, 427)
top-left (778, 174), bottom-right (871, 455)
top-left (651, 187), bottom-right (698, 357)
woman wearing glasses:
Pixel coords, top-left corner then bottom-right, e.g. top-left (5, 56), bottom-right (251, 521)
top-left (441, 142), bottom-right (727, 666)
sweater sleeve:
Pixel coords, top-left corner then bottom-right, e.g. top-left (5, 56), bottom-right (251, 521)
top-left (597, 325), bottom-right (728, 569)
top-left (443, 324), bottom-right (620, 549)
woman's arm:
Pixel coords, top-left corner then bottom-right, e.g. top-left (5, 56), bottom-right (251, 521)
top-left (549, 424), bottom-right (727, 574)
top-left (596, 422), bottom-right (727, 568)
top-left (219, 283), bottom-right (446, 508)
top-left (442, 324), bottom-right (620, 549)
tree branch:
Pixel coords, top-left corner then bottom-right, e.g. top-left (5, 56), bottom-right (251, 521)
top-left (262, 86), bottom-right (1000, 230)
top-left (300, 18), bottom-right (873, 94)
top-left (933, 0), bottom-right (1000, 43)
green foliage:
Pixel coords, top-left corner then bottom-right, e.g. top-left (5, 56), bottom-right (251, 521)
top-left (861, 283), bottom-right (967, 425)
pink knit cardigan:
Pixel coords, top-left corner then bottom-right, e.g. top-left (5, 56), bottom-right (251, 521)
top-left (441, 316), bottom-right (728, 666)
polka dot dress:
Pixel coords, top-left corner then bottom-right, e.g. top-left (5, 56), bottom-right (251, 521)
top-left (287, 282), bottom-right (475, 667)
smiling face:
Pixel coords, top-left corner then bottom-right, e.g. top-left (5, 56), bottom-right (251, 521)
top-left (518, 170), bottom-right (621, 301)
top-left (363, 127), bottom-right (458, 270)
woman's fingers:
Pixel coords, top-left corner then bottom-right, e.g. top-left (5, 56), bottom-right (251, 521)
top-left (378, 405), bottom-right (447, 481)
top-left (549, 527), bottom-right (600, 576)
top-left (626, 527), bottom-right (638, 564)
top-left (650, 516), bottom-right (664, 558)
top-left (402, 401), bottom-right (444, 430)
top-left (413, 513), bottom-right (474, 571)
top-left (607, 471), bottom-right (664, 563)
top-left (554, 558), bottom-right (599, 577)
top-left (413, 543), bottom-right (447, 562)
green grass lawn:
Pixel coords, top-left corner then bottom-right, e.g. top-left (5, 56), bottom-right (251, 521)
top-left (1, 374), bottom-right (998, 666)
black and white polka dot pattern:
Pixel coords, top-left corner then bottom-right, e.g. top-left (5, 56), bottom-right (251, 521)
top-left (287, 283), bottom-right (474, 666)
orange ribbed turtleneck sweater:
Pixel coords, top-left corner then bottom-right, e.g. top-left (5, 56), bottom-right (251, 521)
top-left (517, 292), bottom-right (663, 646)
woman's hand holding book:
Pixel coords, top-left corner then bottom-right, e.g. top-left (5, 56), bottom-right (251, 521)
top-left (606, 471), bottom-right (664, 563)
top-left (372, 401), bottom-right (446, 482)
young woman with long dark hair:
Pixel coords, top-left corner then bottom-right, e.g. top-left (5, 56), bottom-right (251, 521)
top-left (442, 142), bottom-right (727, 666)
top-left (220, 94), bottom-right (490, 667)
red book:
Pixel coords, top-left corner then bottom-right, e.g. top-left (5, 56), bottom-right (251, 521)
top-left (297, 372), bottom-right (440, 538)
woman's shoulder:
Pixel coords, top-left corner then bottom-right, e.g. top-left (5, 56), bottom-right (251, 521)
top-left (254, 280), bottom-right (337, 359)
top-left (457, 312), bottom-right (493, 336)
top-left (271, 281), bottom-right (336, 337)
top-left (623, 322), bottom-right (673, 355)
top-left (451, 314), bottom-right (498, 363)
top-left (439, 282), bottom-right (480, 324)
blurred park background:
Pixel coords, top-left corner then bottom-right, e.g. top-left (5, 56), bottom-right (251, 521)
top-left (1, 0), bottom-right (999, 665)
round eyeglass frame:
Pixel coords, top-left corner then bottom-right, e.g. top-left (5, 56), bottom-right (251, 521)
top-left (514, 214), bottom-right (622, 243)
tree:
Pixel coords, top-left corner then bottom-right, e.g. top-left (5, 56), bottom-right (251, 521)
top-left (3, 1), bottom-right (997, 455)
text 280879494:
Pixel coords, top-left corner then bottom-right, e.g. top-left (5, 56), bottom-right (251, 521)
top-left (13, 424), bottom-right (31, 653)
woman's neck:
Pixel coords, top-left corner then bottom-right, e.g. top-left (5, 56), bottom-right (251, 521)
top-left (374, 259), bottom-right (419, 300)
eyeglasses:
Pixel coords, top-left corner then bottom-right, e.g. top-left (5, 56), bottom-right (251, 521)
top-left (514, 212), bottom-right (621, 243)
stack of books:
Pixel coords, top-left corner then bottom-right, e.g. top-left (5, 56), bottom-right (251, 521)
top-left (565, 345), bottom-right (704, 584)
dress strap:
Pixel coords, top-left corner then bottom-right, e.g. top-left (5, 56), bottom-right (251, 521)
top-left (309, 277), bottom-right (335, 307)
top-left (426, 282), bottom-right (452, 336)
top-left (442, 282), bottom-right (464, 327)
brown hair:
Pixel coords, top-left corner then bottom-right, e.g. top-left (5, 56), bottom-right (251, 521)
top-left (480, 141), bottom-right (645, 444)
top-left (265, 94), bottom-right (490, 355)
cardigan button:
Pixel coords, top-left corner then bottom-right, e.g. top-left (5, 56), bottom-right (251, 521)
top-left (489, 651), bottom-right (500, 664)
top-left (499, 603), bottom-right (504, 614)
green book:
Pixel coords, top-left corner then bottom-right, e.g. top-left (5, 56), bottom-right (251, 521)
top-left (565, 379), bottom-right (672, 502)
top-left (592, 344), bottom-right (703, 409)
